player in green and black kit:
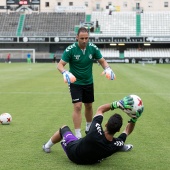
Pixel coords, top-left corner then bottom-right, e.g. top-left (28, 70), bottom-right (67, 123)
top-left (57, 27), bottom-right (116, 138)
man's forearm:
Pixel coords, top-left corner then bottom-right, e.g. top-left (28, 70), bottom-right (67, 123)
top-left (123, 122), bottom-right (135, 136)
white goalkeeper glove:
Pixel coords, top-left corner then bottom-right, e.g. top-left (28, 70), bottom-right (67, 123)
top-left (102, 67), bottom-right (116, 80)
top-left (62, 70), bottom-right (76, 84)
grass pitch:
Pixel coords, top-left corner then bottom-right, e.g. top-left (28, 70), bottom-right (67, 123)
top-left (0, 63), bottom-right (170, 170)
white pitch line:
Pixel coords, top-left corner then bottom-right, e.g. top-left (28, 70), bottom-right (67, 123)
top-left (0, 92), bottom-right (170, 95)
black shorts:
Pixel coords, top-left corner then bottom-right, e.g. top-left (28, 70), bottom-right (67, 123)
top-left (70, 83), bottom-right (94, 103)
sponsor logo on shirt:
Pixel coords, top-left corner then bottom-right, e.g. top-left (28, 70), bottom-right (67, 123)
top-left (89, 54), bottom-right (92, 59)
top-left (74, 55), bottom-right (80, 60)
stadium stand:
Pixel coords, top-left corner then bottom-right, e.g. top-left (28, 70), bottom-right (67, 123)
top-left (100, 48), bottom-right (119, 58)
top-left (1, 11), bottom-right (170, 37)
top-left (0, 9), bottom-right (169, 63)
top-left (140, 11), bottom-right (170, 36)
top-left (124, 48), bottom-right (170, 58)
top-left (22, 12), bottom-right (85, 36)
top-left (0, 12), bottom-right (85, 36)
top-left (91, 11), bottom-right (136, 36)
top-left (0, 12), bottom-right (20, 36)
top-left (0, 13), bottom-right (6, 34)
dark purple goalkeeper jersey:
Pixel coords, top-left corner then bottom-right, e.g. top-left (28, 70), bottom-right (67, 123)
top-left (64, 115), bottom-right (127, 164)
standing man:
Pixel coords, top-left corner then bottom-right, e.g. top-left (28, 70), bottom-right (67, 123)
top-left (53, 53), bottom-right (57, 63)
top-left (27, 53), bottom-right (31, 63)
top-left (57, 27), bottom-right (116, 138)
top-left (6, 53), bottom-right (11, 63)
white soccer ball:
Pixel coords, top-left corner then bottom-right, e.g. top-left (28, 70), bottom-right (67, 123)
top-left (125, 94), bottom-right (144, 118)
top-left (0, 113), bottom-right (12, 125)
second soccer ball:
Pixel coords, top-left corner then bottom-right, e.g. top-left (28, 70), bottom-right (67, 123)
top-left (0, 113), bottom-right (12, 125)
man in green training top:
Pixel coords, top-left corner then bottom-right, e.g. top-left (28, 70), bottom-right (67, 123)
top-left (57, 27), bottom-right (116, 138)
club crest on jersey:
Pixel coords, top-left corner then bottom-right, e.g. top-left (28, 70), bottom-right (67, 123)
top-left (74, 55), bottom-right (80, 60)
top-left (89, 54), bottom-right (92, 59)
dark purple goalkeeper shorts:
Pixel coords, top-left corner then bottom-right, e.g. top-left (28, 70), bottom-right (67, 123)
top-left (60, 126), bottom-right (78, 154)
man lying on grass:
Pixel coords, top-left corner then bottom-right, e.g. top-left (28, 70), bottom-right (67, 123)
top-left (43, 95), bottom-right (144, 165)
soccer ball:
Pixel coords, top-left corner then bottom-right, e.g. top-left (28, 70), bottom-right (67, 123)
top-left (125, 94), bottom-right (144, 118)
top-left (0, 113), bottom-right (12, 125)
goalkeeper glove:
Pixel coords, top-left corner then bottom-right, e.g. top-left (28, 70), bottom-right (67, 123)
top-left (111, 101), bottom-right (119, 110)
top-left (128, 106), bottom-right (144, 123)
top-left (111, 96), bottom-right (134, 110)
top-left (102, 67), bottom-right (116, 80)
top-left (62, 71), bottom-right (76, 84)
top-left (118, 96), bottom-right (134, 110)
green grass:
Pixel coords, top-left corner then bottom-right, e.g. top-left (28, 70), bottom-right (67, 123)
top-left (0, 63), bottom-right (170, 170)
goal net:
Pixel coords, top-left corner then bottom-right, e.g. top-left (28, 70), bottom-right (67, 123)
top-left (0, 49), bottom-right (35, 63)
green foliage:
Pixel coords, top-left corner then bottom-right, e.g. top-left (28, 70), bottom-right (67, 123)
top-left (0, 63), bottom-right (170, 170)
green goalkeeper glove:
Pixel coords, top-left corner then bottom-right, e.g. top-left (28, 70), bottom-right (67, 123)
top-left (111, 96), bottom-right (134, 110)
top-left (111, 101), bottom-right (119, 110)
top-left (128, 106), bottom-right (144, 123)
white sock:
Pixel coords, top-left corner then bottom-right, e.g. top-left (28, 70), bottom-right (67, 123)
top-left (86, 122), bottom-right (92, 131)
top-left (45, 138), bottom-right (54, 148)
top-left (75, 129), bottom-right (82, 138)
